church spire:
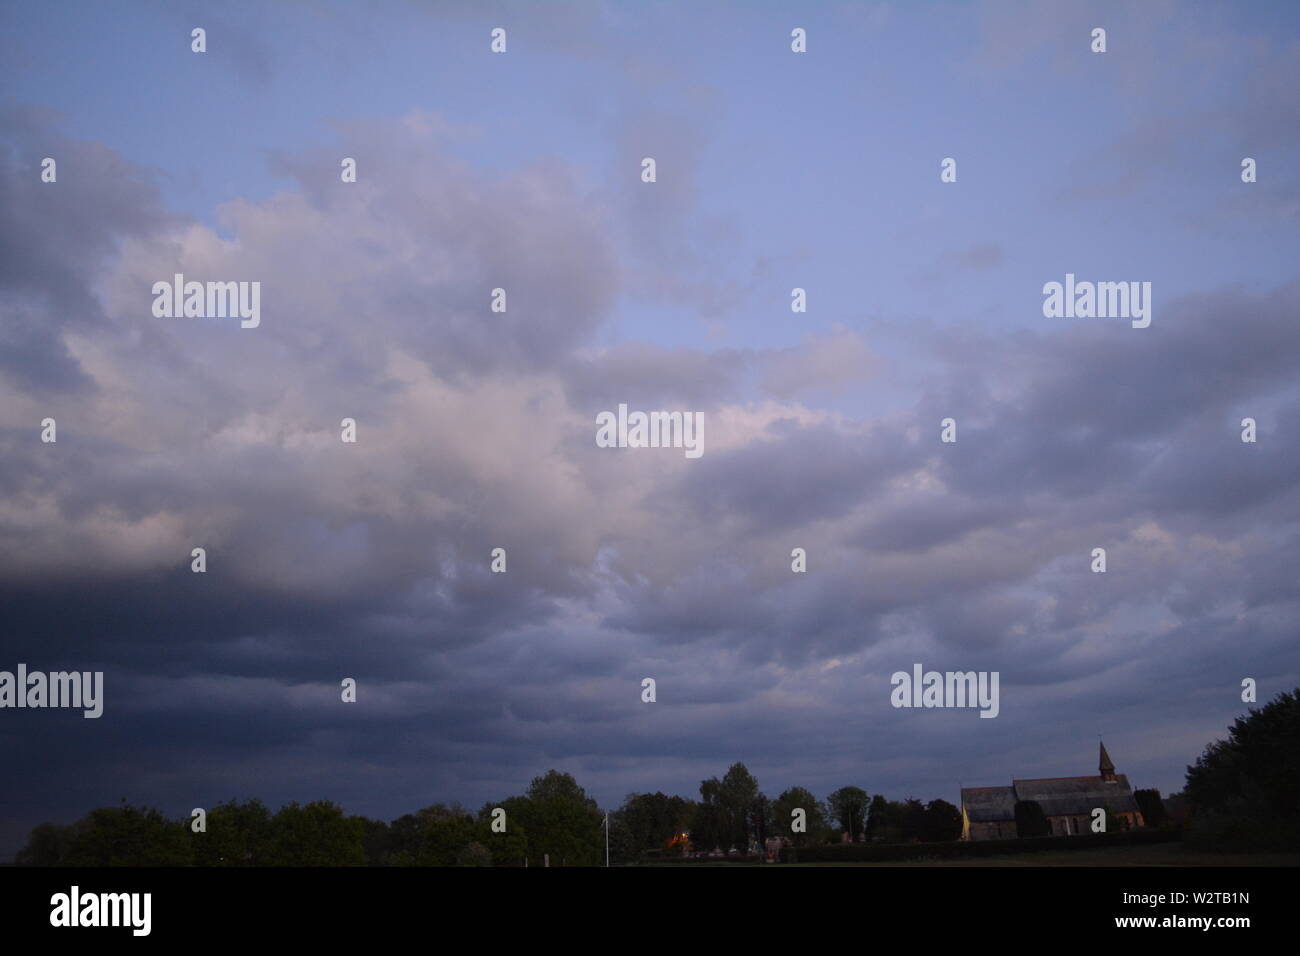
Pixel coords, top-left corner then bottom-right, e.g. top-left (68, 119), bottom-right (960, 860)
top-left (1099, 740), bottom-right (1116, 782)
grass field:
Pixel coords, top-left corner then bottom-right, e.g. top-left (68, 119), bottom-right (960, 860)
top-left (779, 842), bottom-right (1300, 867)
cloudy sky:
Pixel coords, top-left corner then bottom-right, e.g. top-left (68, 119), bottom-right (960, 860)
top-left (2, 0), bottom-right (1298, 858)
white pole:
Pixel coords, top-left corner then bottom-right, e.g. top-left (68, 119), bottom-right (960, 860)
top-left (605, 812), bottom-right (610, 867)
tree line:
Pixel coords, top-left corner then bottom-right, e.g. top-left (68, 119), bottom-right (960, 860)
top-left (14, 764), bottom-right (963, 867)
top-left (16, 688), bottom-right (1299, 864)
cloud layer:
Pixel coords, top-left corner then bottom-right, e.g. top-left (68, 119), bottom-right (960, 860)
top-left (2, 1), bottom-right (1299, 860)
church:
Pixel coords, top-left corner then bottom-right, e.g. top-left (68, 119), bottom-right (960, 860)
top-left (960, 742), bottom-right (1145, 840)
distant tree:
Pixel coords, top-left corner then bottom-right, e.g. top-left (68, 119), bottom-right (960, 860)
top-left (865, 793), bottom-right (892, 842)
top-left (355, 815), bottom-right (390, 866)
top-left (921, 799), bottom-right (963, 842)
top-left (1185, 689), bottom-right (1300, 850)
top-left (15, 823), bottom-right (74, 866)
top-left (386, 811), bottom-right (425, 865)
top-left (416, 805), bottom-right (480, 866)
top-left (899, 798), bottom-right (927, 842)
top-left (61, 804), bottom-right (192, 866)
top-left (605, 809), bottom-right (638, 865)
top-left (267, 801), bottom-right (366, 866)
top-left (619, 792), bottom-right (695, 853)
top-left (495, 770), bottom-right (602, 866)
top-left (475, 803), bottom-right (529, 867)
top-left (826, 787), bottom-right (870, 843)
top-left (1161, 791), bottom-right (1190, 827)
top-left (1133, 790), bottom-right (1167, 829)
top-left (720, 763), bottom-right (763, 850)
top-left (773, 787), bottom-right (830, 847)
top-left (747, 792), bottom-right (773, 847)
top-left (692, 779), bottom-right (726, 852)
top-left (1014, 800), bottom-right (1050, 838)
top-left (696, 763), bottom-right (763, 852)
top-left (192, 799), bottom-right (273, 866)
top-left (456, 841), bottom-right (493, 867)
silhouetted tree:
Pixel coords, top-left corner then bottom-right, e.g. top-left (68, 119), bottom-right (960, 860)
top-left (921, 799), bottom-right (963, 842)
top-left (1133, 789), bottom-right (1166, 828)
top-left (15, 823), bottom-right (74, 866)
top-left (356, 815), bottom-right (390, 866)
top-left (496, 770), bottom-right (602, 866)
top-left (471, 803), bottom-right (529, 866)
top-left (266, 800), bottom-right (366, 866)
top-left (899, 798), bottom-right (927, 842)
top-left (826, 786), bottom-right (869, 842)
top-left (1014, 800), bottom-right (1050, 838)
top-left (190, 799), bottom-right (274, 866)
top-left (1185, 688), bottom-right (1300, 850)
top-left (865, 793), bottom-right (892, 842)
top-left (696, 763), bottom-right (764, 852)
top-left (416, 804), bottom-right (480, 866)
top-left (619, 792), bottom-right (695, 853)
top-left (692, 779), bottom-right (726, 852)
top-left (720, 763), bottom-right (763, 849)
top-left (773, 786), bottom-right (829, 847)
top-left (61, 804), bottom-right (192, 866)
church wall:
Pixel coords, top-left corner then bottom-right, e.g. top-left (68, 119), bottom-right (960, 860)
top-left (967, 820), bottom-right (1016, 841)
top-left (968, 811), bottom-right (1145, 840)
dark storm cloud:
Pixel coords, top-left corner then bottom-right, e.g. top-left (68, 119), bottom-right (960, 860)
top-left (919, 282), bottom-right (1300, 508)
top-left (672, 417), bottom-right (918, 533)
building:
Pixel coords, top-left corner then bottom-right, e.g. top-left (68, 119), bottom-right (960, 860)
top-left (960, 742), bottom-right (1145, 840)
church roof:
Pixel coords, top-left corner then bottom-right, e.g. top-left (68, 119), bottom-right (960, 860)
top-left (959, 786), bottom-right (1017, 822)
top-left (962, 775), bottom-right (1139, 822)
top-left (1013, 774), bottom-right (1139, 817)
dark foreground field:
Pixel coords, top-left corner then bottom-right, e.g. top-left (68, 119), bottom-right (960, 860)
top-left (645, 843), bottom-right (1300, 867)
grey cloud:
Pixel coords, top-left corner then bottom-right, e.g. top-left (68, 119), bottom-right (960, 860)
top-left (0, 104), bottom-right (183, 393)
top-left (3, 93), bottom-right (1299, 863)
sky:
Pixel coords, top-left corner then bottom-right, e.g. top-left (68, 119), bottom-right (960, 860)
top-left (1, 0), bottom-right (1298, 858)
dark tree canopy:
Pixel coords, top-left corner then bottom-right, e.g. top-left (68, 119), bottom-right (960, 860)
top-left (773, 786), bottom-right (829, 847)
top-left (695, 762), bottom-right (767, 852)
top-left (865, 794), bottom-right (891, 842)
top-left (826, 786), bottom-right (869, 843)
top-left (619, 791), bottom-right (695, 853)
top-left (14, 823), bottom-right (73, 867)
top-left (1133, 789), bottom-right (1169, 829)
top-left (190, 799), bottom-right (274, 866)
top-left (60, 805), bottom-right (191, 867)
top-left (502, 770), bottom-right (603, 866)
top-left (1014, 800), bottom-right (1050, 838)
top-left (899, 798), bottom-right (927, 842)
top-left (266, 801), bottom-right (366, 866)
top-left (921, 799), bottom-right (964, 842)
top-left (1184, 688), bottom-right (1300, 850)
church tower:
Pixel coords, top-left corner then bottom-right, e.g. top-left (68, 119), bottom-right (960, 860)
top-left (1099, 740), bottom-right (1117, 783)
